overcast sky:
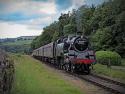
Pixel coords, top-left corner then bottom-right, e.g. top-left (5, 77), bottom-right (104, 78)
top-left (0, 0), bottom-right (106, 38)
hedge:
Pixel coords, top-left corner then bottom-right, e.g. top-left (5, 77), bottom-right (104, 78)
top-left (0, 49), bottom-right (14, 94)
top-left (96, 51), bottom-right (121, 65)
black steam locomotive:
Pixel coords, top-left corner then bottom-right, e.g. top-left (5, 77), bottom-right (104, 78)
top-left (32, 35), bottom-right (96, 74)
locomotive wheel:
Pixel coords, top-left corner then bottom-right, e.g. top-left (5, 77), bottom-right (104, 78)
top-left (66, 64), bottom-right (69, 71)
top-left (63, 64), bottom-right (66, 70)
top-left (71, 64), bottom-right (76, 73)
top-left (85, 69), bottom-right (90, 74)
top-left (60, 64), bottom-right (63, 70)
top-left (69, 63), bottom-right (71, 71)
top-left (58, 63), bottom-right (62, 69)
top-left (59, 58), bottom-right (64, 70)
top-left (61, 64), bottom-right (64, 70)
top-left (84, 64), bottom-right (90, 74)
top-left (58, 64), bottom-right (61, 69)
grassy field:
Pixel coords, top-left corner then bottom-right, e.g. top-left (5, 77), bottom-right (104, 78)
top-left (10, 55), bottom-right (83, 94)
top-left (2, 40), bottom-right (32, 46)
top-left (93, 63), bottom-right (125, 82)
top-left (0, 40), bottom-right (32, 53)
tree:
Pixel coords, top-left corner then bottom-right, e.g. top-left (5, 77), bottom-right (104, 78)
top-left (63, 24), bottom-right (77, 35)
top-left (58, 13), bottom-right (70, 36)
top-left (31, 0), bottom-right (125, 57)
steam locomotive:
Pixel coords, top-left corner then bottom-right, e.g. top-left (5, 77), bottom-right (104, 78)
top-left (32, 35), bottom-right (96, 74)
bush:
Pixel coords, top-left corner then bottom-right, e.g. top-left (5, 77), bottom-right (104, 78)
top-left (0, 49), bottom-right (14, 94)
top-left (96, 51), bottom-right (121, 65)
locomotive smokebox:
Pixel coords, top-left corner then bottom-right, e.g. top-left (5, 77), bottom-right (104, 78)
top-left (73, 36), bottom-right (88, 52)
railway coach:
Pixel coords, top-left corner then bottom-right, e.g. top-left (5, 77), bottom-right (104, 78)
top-left (32, 35), bottom-right (96, 74)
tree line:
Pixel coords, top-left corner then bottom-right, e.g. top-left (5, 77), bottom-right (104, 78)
top-left (31, 0), bottom-right (125, 57)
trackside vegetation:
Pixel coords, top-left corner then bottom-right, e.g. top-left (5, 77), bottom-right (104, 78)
top-left (96, 51), bottom-right (121, 65)
top-left (10, 55), bottom-right (83, 94)
top-left (94, 51), bottom-right (125, 81)
top-left (121, 58), bottom-right (125, 66)
top-left (0, 49), bottom-right (14, 94)
top-left (93, 63), bottom-right (125, 82)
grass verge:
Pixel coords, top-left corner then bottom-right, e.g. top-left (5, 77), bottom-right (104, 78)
top-left (121, 58), bottom-right (125, 66)
top-left (93, 63), bottom-right (125, 82)
top-left (10, 55), bottom-right (83, 94)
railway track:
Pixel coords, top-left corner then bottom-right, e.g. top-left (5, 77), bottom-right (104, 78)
top-left (36, 58), bottom-right (125, 94)
top-left (52, 65), bottom-right (125, 94)
top-left (68, 72), bottom-right (125, 94)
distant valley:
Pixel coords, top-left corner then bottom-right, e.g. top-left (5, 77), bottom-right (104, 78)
top-left (0, 36), bottom-right (37, 54)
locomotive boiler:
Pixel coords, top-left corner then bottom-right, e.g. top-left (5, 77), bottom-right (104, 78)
top-left (32, 35), bottom-right (96, 74)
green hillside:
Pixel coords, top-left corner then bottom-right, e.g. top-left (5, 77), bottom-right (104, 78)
top-left (1, 40), bottom-right (32, 46)
top-left (0, 40), bottom-right (32, 54)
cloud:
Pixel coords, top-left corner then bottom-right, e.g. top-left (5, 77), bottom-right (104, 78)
top-left (0, 0), bottom-right (56, 14)
top-left (0, 0), bottom-right (106, 38)
top-left (27, 16), bottom-right (54, 30)
top-left (39, 2), bottom-right (57, 14)
top-left (0, 0), bottom-right (57, 32)
top-left (72, 0), bottom-right (86, 8)
top-left (0, 0), bottom-right (85, 26)
top-left (31, 0), bottom-right (49, 2)
top-left (0, 22), bottom-right (42, 38)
